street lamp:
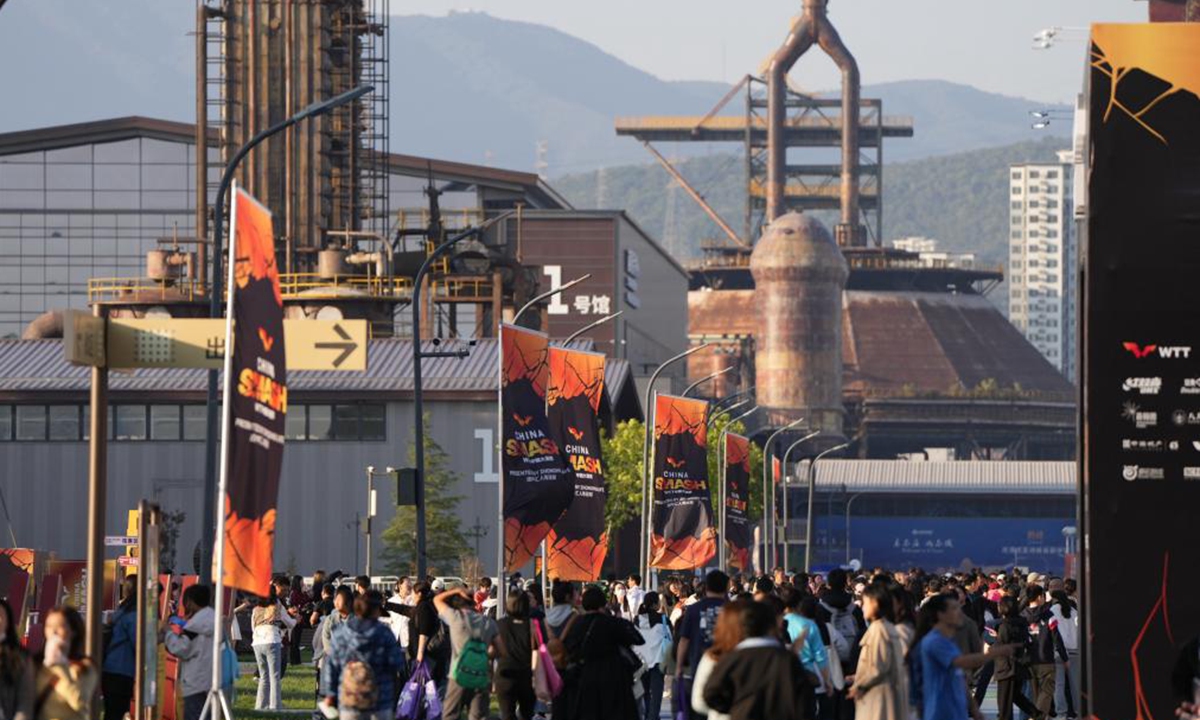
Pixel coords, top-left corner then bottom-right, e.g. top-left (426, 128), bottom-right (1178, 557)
top-left (711, 386), bottom-right (755, 414)
top-left (844, 491), bottom-right (866, 565)
top-left (707, 398), bottom-right (750, 429)
top-left (641, 344), bottom-right (710, 580)
top-left (683, 366), bottom-right (733, 397)
top-left (514, 274), bottom-right (592, 323)
top-left (805, 441), bottom-right (850, 572)
top-left (717, 405), bottom-right (757, 569)
top-left (200, 84), bottom-right (374, 583)
top-left (562, 311), bottom-right (623, 345)
top-left (780, 431), bottom-right (820, 570)
top-left (761, 418), bottom-right (806, 574)
top-left (413, 211), bottom-right (516, 582)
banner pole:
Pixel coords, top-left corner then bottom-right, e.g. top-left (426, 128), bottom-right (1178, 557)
top-left (719, 434), bottom-right (727, 571)
top-left (496, 327), bottom-right (506, 619)
top-left (206, 180), bottom-right (239, 720)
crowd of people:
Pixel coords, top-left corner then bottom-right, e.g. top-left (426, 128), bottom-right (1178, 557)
top-left (2, 565), bottom-right (1199, 720)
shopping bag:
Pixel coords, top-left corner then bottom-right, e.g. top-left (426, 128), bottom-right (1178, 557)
top-left (422, 676), bottom-right (442, 719)
top-left (532, 619), bottom-right (563, 700)
top-left (395, 661), bottom-right (427, 720)
top-left (674, 676), bottom-right (692, 720)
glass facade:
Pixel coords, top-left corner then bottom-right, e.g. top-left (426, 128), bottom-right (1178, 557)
top-left (0, 137), bottom-right (219, 337)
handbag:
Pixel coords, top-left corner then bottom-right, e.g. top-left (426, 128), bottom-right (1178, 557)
top-left (396, 662), bottom-right (427, 720)
top-left (220, 640), bottom-right (240, 689)
top-left (531, 619), bottom-right (563, 702)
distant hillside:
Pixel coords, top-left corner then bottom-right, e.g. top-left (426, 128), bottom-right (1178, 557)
top-left (0, 5), bottom-right (1068, 173)
top-left (553, 135), bottom-right (1070, 312)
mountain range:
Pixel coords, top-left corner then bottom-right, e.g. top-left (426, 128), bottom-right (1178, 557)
top-left (0, 5), bottom-right (1070, 173)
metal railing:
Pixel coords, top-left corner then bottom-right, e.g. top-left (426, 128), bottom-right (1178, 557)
top-left (87, 277), bottom-right (207, 304)
top-left (278, 273), bottom-right (413, 299)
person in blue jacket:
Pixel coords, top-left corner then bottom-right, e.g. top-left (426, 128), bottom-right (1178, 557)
top-left (101, 576), bottom-right (138, 720)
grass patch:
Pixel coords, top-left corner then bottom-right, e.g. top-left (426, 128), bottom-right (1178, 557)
top-left (233, 663), bottom-right (318, 718)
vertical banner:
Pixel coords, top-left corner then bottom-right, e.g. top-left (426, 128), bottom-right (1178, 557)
top-left (0, 550), bottom-right (35, 632)
top-left (545, 347), bottom-right (608, 581)
top-left (501, 325), bottom-right (575, 572)
top-left (723, 434), bottom-right (753, 572)
top-left (47, 561), bottom-right (87, 612)
top-left (650, 394), bottom-right (716, 569)
top-left (222, 187), bottom-right (287, 596)
top-left (1084, 23), bottom-right (1200, 720)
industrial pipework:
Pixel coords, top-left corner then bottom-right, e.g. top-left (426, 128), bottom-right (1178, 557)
top-left (766, 0), bottom-right (863, 246)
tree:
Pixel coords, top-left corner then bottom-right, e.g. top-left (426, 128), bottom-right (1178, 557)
top-left (706, 414), bottom-right (765, 521)
top-left (381, 416), bottom-right (469, 577)
top-left (600, 419), bottom-right (645, 542)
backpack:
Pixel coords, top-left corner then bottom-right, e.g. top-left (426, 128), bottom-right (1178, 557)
top-left (340, 659), bottom-right (378, 711)
top-left (824, 602), bottom-right (861, 654)
top-left (451, 638), bottom-right (490, 690)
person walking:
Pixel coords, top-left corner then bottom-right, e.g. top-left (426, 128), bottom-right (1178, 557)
top-left (553, 586), bottom-right (643, 720)
top-left (908, 594), bottom-right (1010, 720)
top-left (677, 572), bottom-right (730, 720)
top-left (633, 593), bottom-right (669, 720)
top-left (1048, 590), bottom-right (1077, 720)
top-left (314, 587), bottom-right (354, 703)
top-left (993, 596), bottom-right (1040, 720)
top-left (626, 574), bottom-right (647, 623)
top-left (779, 587), bottom-right (831, 720)
top-left (249, 587), bottom-right (296, 710)
top-left (607, 582), bottom-right (629, 620)
top-left (494, 592), bottom-right (534, 720)
top-left (0, 598), bottom-right (34, 720)
top-left (1022, 586), bottom-right (1068, 720)
top-left (846, 584), bottom-right (909, 720)
top-left (34, 608), bottom-right (97, 720)
top-left (161, 585), bottom-right (218, 720)
top-left (701, 600), bottom-right (813, 720)
top-left (386, 582), bottom-right (448, 690)
top-left (690, 599), bottom-right (750, 720)
top-left (101, 576), bottom-right (137, 720)
top-left (435, 585), bottom-right (501, 720)
top-left (320, 590), bottom-right (406, 720)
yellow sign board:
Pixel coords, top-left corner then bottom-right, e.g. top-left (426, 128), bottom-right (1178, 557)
top-left (105, 318), bottom-right (368, 371)
top-left (64, 310), bottom-right (107, 367)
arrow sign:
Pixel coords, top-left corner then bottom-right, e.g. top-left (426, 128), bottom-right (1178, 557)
top-left (314, 323), bottom-right (358, 368)
top-left (103, 318), bottom-right (368, 371)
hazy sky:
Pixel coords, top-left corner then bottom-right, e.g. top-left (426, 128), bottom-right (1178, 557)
top-left (397, 0), bottom-right (1145, 103)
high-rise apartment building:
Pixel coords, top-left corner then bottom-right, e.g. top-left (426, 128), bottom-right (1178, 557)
top-left (1008, 151), bottom-right (1076, 382)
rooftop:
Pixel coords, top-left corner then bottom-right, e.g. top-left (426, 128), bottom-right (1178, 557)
top-left (811, 459), bottom-right (1075, 495)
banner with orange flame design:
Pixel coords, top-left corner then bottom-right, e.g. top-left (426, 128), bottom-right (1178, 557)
top-left (650, 394), bottom-right (715, 569)
top-left (501, 325), bottom-right (575, 572)
top-left (724, 433), bottom-right (753, 572)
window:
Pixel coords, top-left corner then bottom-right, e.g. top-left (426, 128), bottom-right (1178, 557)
top-left (308, 405), bottom-right (333, 441)
top-left (286, 406), bottom-right (307, 441)
top-left (1012, 187), bottom-right (1022, 195)
top-left (48, 405), bottom-right (80, 441)
top-left (115, 405), bottom-right (146, 441)
top-left (1011, 171), bottom-right (1022, 180)
top-left (0, 405), bottom-right (11, 441)
top-left (361, 405), bottom-right (386, 441)
top-left (1029, 200), bottom-right (1040, 208)
top-left (1047, 170), bottom-right (1059, 179)
top-left (183, 405), bottom-right (207, 441)
top-left (16, 405), bottom-right (46, 441)
top-left (332, 405), bottom-right (359, 439)
top-left (1029, 170), bottom-right (1041, 179)
top-left (1029, 186), bottom-right (1040, 194)
top-left (151, 405), bottom-right (181, 440)
top-left (1011, 231), bottom-right (1021, 239)
top-left (1011, 201), bottom-right (1022, 209)
top-left (82, 405), bottom-right (114, 441)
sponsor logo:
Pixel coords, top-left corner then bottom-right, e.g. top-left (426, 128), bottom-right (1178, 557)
top-left (1172, 410), bottom-right (1200, 427)
top-left (1193, 441), bottom-right (1200, 452)
top-left (1185, 467), bottom-right (1200, 480)
top-left (1183, 379), bottom-right (1200, 395)
top-left (1122, 377), bottom-right (1162, 394)
top-left (1123, 342), bottom-right (1192, 359)
top-left (1122, 439), bottom-right (1166, 452)
top-left (1122, 402), bottom-right (1157, 429)
top-left (1123, 465), bottom-right (1164, 481)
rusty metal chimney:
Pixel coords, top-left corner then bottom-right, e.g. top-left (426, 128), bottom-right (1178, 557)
top-left (766, 0), bottom-right (863, 246)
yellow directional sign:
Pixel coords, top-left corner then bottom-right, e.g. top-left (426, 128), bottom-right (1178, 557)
top-left (64, 310), bottom-right (107, 367)
top-left (104, 318), bottom-right (368, 371)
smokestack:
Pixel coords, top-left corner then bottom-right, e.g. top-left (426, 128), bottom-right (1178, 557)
top-left (765, 0), bottom-right (863, 246)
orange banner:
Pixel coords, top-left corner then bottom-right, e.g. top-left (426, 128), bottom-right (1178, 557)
top-left (650, 395), bottom-right (716, 570)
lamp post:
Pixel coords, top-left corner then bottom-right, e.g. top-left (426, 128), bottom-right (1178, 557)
top-left (760, 418), bottom-right (806, 574)
top-left (805, 441), bottom-right (850, 572)
top-left (718, 405), bottom-right (758, 570)
top-left (562, 311), bottom-right (623, 346)
top-left (780, 431), bottom-right (820, 570)
top-left (710, 386), bottom-right (755, 415)
top-left (707, 398), bottom-right (750, 429)
top-left (200, 85), bottom-right (374, 583)
top-left (844, 491), bottom-right (866, 564)
top-left (683, 366), bottom-right (733, 397)
top-left (413, 211), bottom-right (516, 583)
top-left (363, 466), bottom-right (395, 577)
top-left (641, 344), bottom-right (710, 581)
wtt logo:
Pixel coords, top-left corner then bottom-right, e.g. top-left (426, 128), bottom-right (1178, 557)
top-left (1123, 342), bottom-right (1192, 359)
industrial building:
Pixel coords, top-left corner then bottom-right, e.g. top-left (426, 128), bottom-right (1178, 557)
top-left (617, 0), bottom-right (1077, 467)
top-left (1008, 154), bottom-right (1077, 381)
